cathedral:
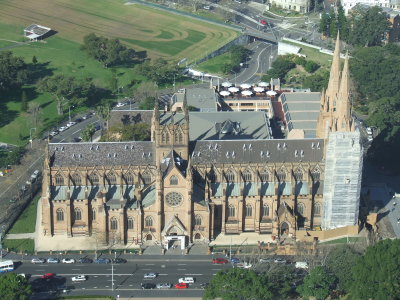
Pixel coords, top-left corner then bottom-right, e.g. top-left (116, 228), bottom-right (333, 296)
top-left (40, 33), bottom-right (363, 249)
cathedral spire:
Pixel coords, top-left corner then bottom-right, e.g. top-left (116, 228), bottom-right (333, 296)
top-left (326, 32), bottom-right (341, 98)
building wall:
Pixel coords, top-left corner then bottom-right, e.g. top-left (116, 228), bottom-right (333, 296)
top-left (270, 0), bottom-right (311, 13)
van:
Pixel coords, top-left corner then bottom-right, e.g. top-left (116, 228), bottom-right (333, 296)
top-left (178, 277), bottom-right (195, 284)
top-left (295, 261), bottom-right (308, 269)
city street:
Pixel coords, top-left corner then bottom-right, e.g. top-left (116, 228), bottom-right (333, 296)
top-left (12, 256), bottom-right (231, 298)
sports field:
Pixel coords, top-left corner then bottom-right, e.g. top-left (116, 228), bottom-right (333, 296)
top-left (0, 0), bottom-right (239, 61)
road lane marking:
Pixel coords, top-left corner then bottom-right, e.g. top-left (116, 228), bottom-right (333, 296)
top-left (177, 264), bottom-right (186, 265)
top-left (184, 274), bottom-right (203, 276)
top-left (145, 264), bottom-right (154, 265)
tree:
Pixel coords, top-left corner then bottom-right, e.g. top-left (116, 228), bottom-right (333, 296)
top-left (349, 6), bottom-right (390, 47)
top-left (0, 273), bottom-right (32, 300)
top-left (267, 56), bottom-right (296, 80)
top-left (0, 51), bottom-right (29, 91)
top-left (319, 13), bottom-right (331, 37)
top-left (81, 33), bottom-right (136, 68)
top-left (203, 268), bottom-right (273, 300)
top-left (32, 55), bottom-right (38, 64)
top-left (138, 58), bottom-right (181, 85)
top-left (329, 8), bottom-right (338, 38)
top-left (325, 245), bottom-right (360, 293)
top-left (304, 60), bottom-right (320, 73)
top-left (20, 90), bottom-right (28, 112)
top-left (266, 265), bottom-right (301, 299)
top-left (302, 71), bottom-right (329, 92)
top-left (134, 81), bottom-right (159, 104)
top-left (96, 104), bottom-right (111, 130)
top-left (80, 124), bottom-right (96, 142)
top-left (350, 239), bottom-right (400, 299)
top-left (27, 102), bottom-right (42, 130)
top-left (296, 266), bottom-right (336, 300)
top-left (37, 75), bottom-right (95, 115)
top-left (139, 96), bottom-right (156, 110)
top-left (337, 4), bottom-right (348, 41)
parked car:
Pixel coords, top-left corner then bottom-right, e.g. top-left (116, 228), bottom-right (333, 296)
top-left (47, 257), bottom-right (59, 264)
top-left (78, 258), bottom-right (93, 264)
top-left (42, 273), bottom-right (55, 279)
top-left (115, 102), bottom-right (125, 108)
top-left (143, 273), bottom-right (157, 279)
top-left (59, 126), bottom-right (67, 132)
top-left (230, 257), bottom-right (240, 264)
top-left (141, 283), bottom-right (156, 289)
top-left (112, 258), bottom-right (127, 264)
top-left (295, 262), bottom-right (309, 269)
top-left (274, 258), bottom-right (287, 264)
top-left (366, 127), bottom-right (373, 135)
top-left (31, 258), bottom-right (46, 264)
top-left (175, 282), bottom-right (188, 289)
top-left (66, 121), bottom-right (76, 127)
top-left (74, 118), bottom-right (82, 123)
top-left (212, 258), bottom-right (228, 264)
top-left (156, 283), bottom-right (172, 289)
top-left (178, 277), bottom-right (195, 284)
top-left (72, 275), bottom-right (87, 282)
top-left (82, 114), bottom-right (91, 120)
top-left (367, 135), bottom-right (373, 142)
top-left (94, 124), bottom-right (101, 131)
top-left (236, 262), bottom-right (252, 269)
top-left (200, 283), bottom-right (209, 289)
top-left (50, 131), bottom-right (59, 137)
top-left (95, 258), bottom-right (111, 264)
top-left (259, 258), bottom-right (273, 263)
top-left (73, 137), bottom-right (82, 142)
top-left (62, 258), bottom-right (75, 264)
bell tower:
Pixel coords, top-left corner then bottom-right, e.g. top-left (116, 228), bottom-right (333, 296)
top-left (316, 32), bottom-right (354, 139)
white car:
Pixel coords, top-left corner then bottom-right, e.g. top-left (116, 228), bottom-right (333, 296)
top-left (72, 275), bottom-right (87, 282)
top-left (236, 263), bottom-right (252, 269)
top-left (31, 258), bottom-right (46, 264)
top-left (66, 122), bottom-right (76, 127)
top-left (367, 135), bottom-right (373, 142)
top-left (50, 131), bottom-right (58, 137)
top-left (116, 102), bottom-right (125, 108)
top-left (59, 126), bottom-right (67, 132)
top-left (366, 127), bottom-right (373, 135)
top-left (178, 277), bottom-right (195, 284)
top-left (62, 258), bottom-right (76, 264)
top-left (143, 273), bottom-right (157, 279)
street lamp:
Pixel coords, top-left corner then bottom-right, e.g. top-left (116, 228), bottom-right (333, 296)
top-left (68, 105), bottom-right (75, 122)
top-left (29, 128), bottom-right (37, 148)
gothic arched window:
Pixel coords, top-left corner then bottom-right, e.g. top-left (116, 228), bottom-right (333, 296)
top-left (124, 173), bottom-right (134, 185)
top-left (74, 208), bottom-right (82, 221)
top-left (195, 215), bottom-right (202, 226)
top-left (56, 208), bottom-right (64, 221)
top-left (145, 216), bottom-right (153, 227)
top-left (243, 170), bottom-right (252, 182)
top-left (260, 170), bottom-right (269, 182)
top-left (162, 131), bottom-right (170, 144)
top-left (276, 170), bottom-right (286, 182)
top-left (170, 175), bottom-right (178, 185)
top-left (110, 217), bottom-right (118, 230)
top-left (294, 169), bottom-right (303, 181)
top-left (314, 203), bottom-right (321, 216)
top-left (245, 205), bottom-right (252, 217)
top-left (142, 172), bottom-right (152, 185)
top-left (226, 170), bottom-right (235, 182)
top-left (297, 203), bottom-right (305, 215)
top-left (175, 131), bottom-right (183, 143)
top-left (228, 205), bottom-right (235, 217)
top-left (71, 173), bottom-right (82, 186)
top-left (127, 217), bottom-right (134, 230)
top-left (107, 173), bottom-right (117, 185)
top-left (262, 204), bottom-right (269, 217)
top-left (55, 174), bottom-right (64, 185)
top-left (89, 173), bottom-right (99, 185)
top-left (311, 170), bottom-right (320, 182)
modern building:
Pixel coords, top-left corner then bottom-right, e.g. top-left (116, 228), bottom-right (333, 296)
top-left (23, 24), bottom-right (51, 41)
top-left (40, 34), bottom-right (362, 249)
top-left (343, 0), bottom-right (400, 14)
top-left (268, 0), bottom-right (311, 13)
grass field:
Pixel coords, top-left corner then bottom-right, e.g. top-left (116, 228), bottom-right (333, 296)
top-left (0, 0), bottom-right (238, 145)
top-left (196, 52), bottom-right (231, 75)
top-left (3, 239), bottom-right (34, 253)
top-left (8, 195), bottom-right (39, 234)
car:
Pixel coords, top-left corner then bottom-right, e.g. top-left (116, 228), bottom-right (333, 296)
top-left (82, 114), bottom-right (90, 120)
top-left (295, 262), bottom-right (309, 269)
top-left (259, 258), bottom-right (273, 263)
top-left (212, 258), bottom-right (228, 264)
top-left (62, 258), bottom-right (75, 264)
top-left (78, 257), bottom-right (93, 264)
top-left (260, 19), bottom-right (267, 25)
top-left (47, 257), bottom-right (59, 264)
top-left (31, 258), bottom-right (46, 264)
top-left (367, 135), bottom-right (373, 142)
top-left (66, 121), bottom-right (76, 127)
top-left (175, 282), bottom-right (188, 289)
top-left (42, 273), bottom-right (55, 279)
top-left (74, 118), bottom-right (82, 123)
top-left (366, 127), bottom-right (373, 135)
top-left (50, 131), bottom-right (59, 137)
top-left (234, 0), bottom-right (242, 3)
top-left (144, 273), bottom-right (157, 279)
top-left (274, 258), bottom-right (287, 264)
top-left (178, 277), bottom-right (195, 284)
top-left (18, 273), bottom-right (27, 279)
top-left (112, 258), bottom-right (127, 264)
top-left (156, 283), bottom-right (172, 289)
top-left (73, 137), bottom-right (82, 143)
top-left (203, 5), bottom-right (211, 10)
top-left (236, 262), bottom-right (252, 269)
top-left (115, 102), bottom-right (125, 108)
top-left (200, 283), bottom-right (209, 289)
top-left (95, 258), bottom-right (111, 264)
top-left (94, 124), bottom-right (101, 131)
top-left (230, 257), bottom-right (240, 264)
top-left (397, 218), bottom-right (400, 224)
top-left (71, 275), bottom-right (87, 282)
top-left (59, 126), bottom-right (67, 132)
top-left (141, 283), bottom-right (156, 289)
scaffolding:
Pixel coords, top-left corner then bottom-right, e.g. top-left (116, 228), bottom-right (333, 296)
top-left (322, 130), bottom-right (363, 229)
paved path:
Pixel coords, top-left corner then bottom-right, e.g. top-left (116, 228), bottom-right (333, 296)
top-left (5, 233), bottom-right (35, 239)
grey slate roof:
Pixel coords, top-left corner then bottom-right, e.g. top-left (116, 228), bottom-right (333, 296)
top-left (173, 88), bottom-right (219, 112)
top-left (190, 138), bottom-right (324, 165)
top-left (281, 92), bottom-right (321, 138)
top-left (189, 111), bottom-right (271, 141)
top-left (160, 113), bottom-right (186, 125)
top-left (48, 142), bottom-right (155, 167)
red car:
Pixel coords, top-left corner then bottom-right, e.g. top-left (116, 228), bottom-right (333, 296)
top-left (175, 282), bottom-right (188, 289)
top-left (212, 258), bottom-right (228, 264)
top-left (42, 273), bottom-right (55, 279)
top-left (260, 19), bottom-right (267, 25)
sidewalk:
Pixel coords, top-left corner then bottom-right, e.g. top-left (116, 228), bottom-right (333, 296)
top-left (5, 233), bottom-right (35, 239)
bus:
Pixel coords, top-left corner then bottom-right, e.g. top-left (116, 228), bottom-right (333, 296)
top-left (0, 260), bottom-right (14, 273)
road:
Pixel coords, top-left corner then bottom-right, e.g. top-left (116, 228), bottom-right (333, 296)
top-left (13, 256), bottom-right (231, 298)
top-left (49, 115), bottom-right (101, 143)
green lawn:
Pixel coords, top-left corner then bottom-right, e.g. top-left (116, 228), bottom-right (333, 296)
top-left (282, 40), bottom-right (334, 68)
top-left (8, 195), bottom-right (39, 234)
top-left (196, 52), bottom-right (231, 75)
top-left (3, 239), bottom-right (34, 253)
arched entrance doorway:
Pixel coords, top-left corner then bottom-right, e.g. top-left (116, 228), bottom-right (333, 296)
top-left (146, 234), bottom-right (152, 241)
top-left (280, 222), bottom-right (289, 235)
top-left (194, 233), bottom-right (201, 240)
